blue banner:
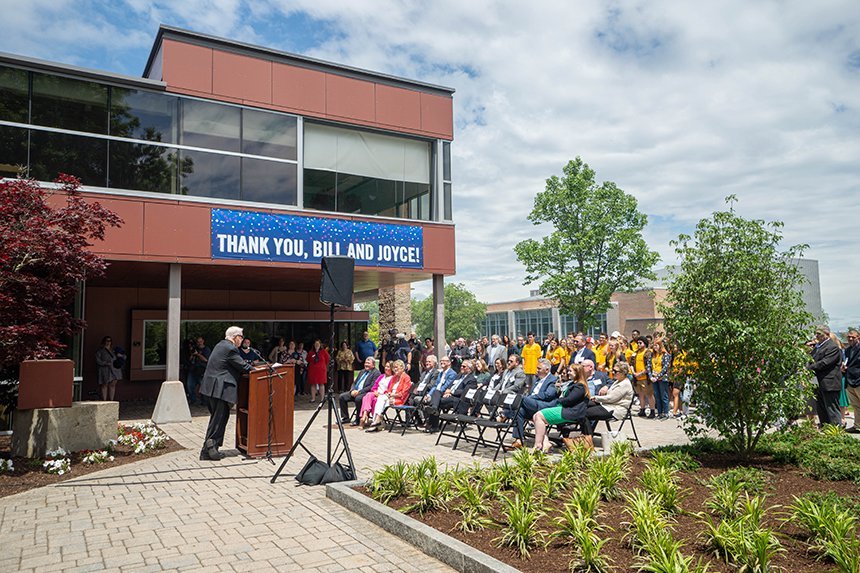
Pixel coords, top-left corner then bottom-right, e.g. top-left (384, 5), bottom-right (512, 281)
top-left (210, 208), bottom-right (424, 269)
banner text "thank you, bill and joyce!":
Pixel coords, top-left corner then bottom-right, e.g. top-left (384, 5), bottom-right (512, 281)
top-left (210, 208), bottom-right (424, 269)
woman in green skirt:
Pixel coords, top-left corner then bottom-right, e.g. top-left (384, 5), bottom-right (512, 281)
top-left (532, 363), bottom-right (590, 452)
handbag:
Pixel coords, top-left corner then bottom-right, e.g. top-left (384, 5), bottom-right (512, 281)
top-left (295, 455), bottom-right (329, 486)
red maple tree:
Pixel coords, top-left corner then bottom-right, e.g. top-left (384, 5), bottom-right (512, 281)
top-left (0, 174), bottom-right (122, 376)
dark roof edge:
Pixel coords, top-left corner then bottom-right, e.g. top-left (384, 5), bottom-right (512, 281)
top-left (0, 51), bottom-right (166, 91)
top-left (144, 25), bottom-right (456, 97)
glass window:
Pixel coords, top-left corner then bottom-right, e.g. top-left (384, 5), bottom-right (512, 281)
top-left (29, 131), bottom-right (106, 186)
top-left (443, 182), bottom-right (452, 220)
top-left (108, 141), bottom-right (177, 193)
top-left (31, 73), bottom-right (108, 134)
top-left (482, 312), bottom-right (509, 338)
top-left (179, 149), bottom-right (240, 200)
top-left (143, 321), bottom-right (167, 368)
top-left (110, 88), bottom-right (178, 144)
top-left (181, 98), bottom-right (240, 152)
top-left (559, 313), bottom-right (608, 338)
top-left (0, 66), bottom-right (29, 123)
top-left (337, 173), bottom-right (397, 217)
top-left (514, 309), bottom-right (553, 340)
top-left (443, 141), bottom-right (451, 181)
top-left (303, 168), bottom-right (336, 212)
top-left (242, 108), bottom-right (297, 159)
top-left (0, 125), bottom-right (28, 178)
top-left (241, 157), bottom-right (297, 205)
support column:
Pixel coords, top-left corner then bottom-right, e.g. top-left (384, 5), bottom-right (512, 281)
top-left (378, 283), bottom-right (412, 335)
top-left (166, 263), bottom-right (181, 381)
top-left (432, 275), bottom-right (445, 361)
top-left (507, 310), bottom-right (516, 339)
top-left (551, 306), bottom-right (562, 337)
top-left (152, 263), bottom-right (191, 423)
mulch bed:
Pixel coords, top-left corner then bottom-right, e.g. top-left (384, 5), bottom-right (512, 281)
top-left (359, 452), bottom-right (860, 572)
top-left (0, 432), bottom-right (184, 499)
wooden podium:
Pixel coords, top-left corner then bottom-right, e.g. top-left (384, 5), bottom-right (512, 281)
top-left (236, 365), bottom-right (294, 458)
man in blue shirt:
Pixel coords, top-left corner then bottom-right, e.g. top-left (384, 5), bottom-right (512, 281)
top-left (338, 357), bottom-right (381, 424)
top-left (354, 331), bottom-right (377, 363)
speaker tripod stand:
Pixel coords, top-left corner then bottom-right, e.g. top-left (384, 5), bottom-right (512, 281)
top-left (271, 304), bottom-right (356, 484)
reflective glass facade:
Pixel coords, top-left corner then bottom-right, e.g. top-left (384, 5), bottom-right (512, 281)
top-left (0, 63), bottom-right (443, 221)
top-left (514, 309), bottom-right (553, 340)
top-left (560, 313), bottom-right (608, 338)
top-left (481, 312), bottom-right (509, 338)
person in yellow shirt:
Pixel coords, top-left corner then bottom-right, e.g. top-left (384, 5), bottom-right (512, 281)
top-left (631, 337), bottom-right (654, 418)
top-left (593, 333), bottom-right (609, 371)
top-left (521, 331), bottom-right (543, 389)
top-left (546, 338), bottom-right (567, 374)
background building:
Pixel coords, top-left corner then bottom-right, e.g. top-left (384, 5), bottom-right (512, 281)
top-left (483, 259), bottom-right (823, 340)
top-left (0, 26), bottom-right (456, 400)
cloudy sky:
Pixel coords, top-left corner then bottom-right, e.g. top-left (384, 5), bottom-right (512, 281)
top-left (2, 1), bottom-right (858, 328)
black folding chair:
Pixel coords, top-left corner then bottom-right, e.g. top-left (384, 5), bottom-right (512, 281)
top-left (592, 400), bottom-right (641, 447)
top-left (470, 392), bottom-right (523, 461)
top-left (434, 387), bottom-right (485, 450)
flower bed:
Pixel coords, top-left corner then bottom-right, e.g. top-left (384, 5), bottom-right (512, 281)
top-left (0, 421), bottom-right (182, 498)
top-left (362, 438), bottom-right (860, 573)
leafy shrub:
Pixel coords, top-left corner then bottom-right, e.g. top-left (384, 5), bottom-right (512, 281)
top-left (623, 489), bottom-right (673, 553)
top-left (562, 439), bottom-right (594, 472)
top-left (758, 425), bottom-right (860, 482)
top-left (368, 460), bottom-right (411, 503)
top-left (640, 464), bottom-right (687, 513)
top-left (494, 494), bottom-right (547, 558)
top-left (786, 494), bottom-right (860, 573)
top-left (567, 479), bottom-right (603, 521)
top-left (699, 495), bottom-right (782, 573)
top-left (795, 491), bottom-right (860, 520)
top-left (454, 505), bottom-right (494, 533)
top-left (706, 466), bottom-right (770, 495)
top-left (705, 478), bottom-right (744, 519)
top-left (635, 534), bottom-right (710, 573)
top-left (589, 452), bottom-right (630, 500)
top-left (649, 450), bottom-right (701, 472)
top-left (562, 514), bottom-right (613, 573)
top-left (402, 472), bottom-right (450, 515)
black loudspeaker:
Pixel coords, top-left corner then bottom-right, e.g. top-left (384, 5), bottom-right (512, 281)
top-left (320, 256), bottom-right (355, 307)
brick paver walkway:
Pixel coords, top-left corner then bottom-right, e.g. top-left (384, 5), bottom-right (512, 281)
top-left (0, 399), bottom-right (688, 572)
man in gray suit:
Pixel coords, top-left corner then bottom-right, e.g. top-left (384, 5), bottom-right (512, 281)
top-left (500, 354), bottom-right (526, 394)
top-left (487, 335), bottom-right (508, 374)
top-left (807, 325), bottom-right (844, 428)
top-left (199, 326), bottom-right (254, 460)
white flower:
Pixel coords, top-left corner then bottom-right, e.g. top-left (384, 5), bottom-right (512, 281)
top-left (0, 459), bottom-right (13, 473)
top-left (43, 458), bottom-right (70, 475)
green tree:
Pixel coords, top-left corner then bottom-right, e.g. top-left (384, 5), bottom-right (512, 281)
top-left (411, 283), bottom-right (486, 342)
top-left (514, 157), bottom-right (659, 329)
top-left (659, 197), bottom-right (813, 457)
top-left (356, 301), bottom-right (380, 345)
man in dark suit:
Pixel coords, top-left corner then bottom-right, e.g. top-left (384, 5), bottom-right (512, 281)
top-left (437, 360), bottom-right (478, 415)
top-left (844, 329), bottom-right (860, 433)
top-left (511, 358), bottom-right (558, 447)
top-left (421, 356), bottom-right (459, 431)
top-left (339, 356), bottom-right (381, 425)
top-left (199, 326), bottom-right (254, 460)
top-left (410, 355), bottom-right (439, 425)
top-left (571, 334), bottom-right (597, 365)
top-left (807, 326), bottom-right (843, 427)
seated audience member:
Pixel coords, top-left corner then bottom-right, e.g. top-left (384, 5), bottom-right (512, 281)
top-left (339, 357), bottom-right (381, 425)
top-left (474, 359), bottom-right (491, 388)
top-left (364, 360), bottom-right (412, 432)
top-left (532, 363), bottom-right (591, 452)
top-left (486, 358), bottom-right (506, 390)
top-left (510, 358), bottom-right (558, 448)
top-left (411, 355), bottom-right (439, 425)
top-left (500, 354), bottom-right (527, 394)
top-left (420, 355), bottom-right (457, 427)
top-left (359, 362), bottom-right (393, 428)
top-left (424, 359), bottom-right (478, 431)
top-left (588, 361), bottom-right (635, 425)
top-left (582, 358), bottom-right (608, 396)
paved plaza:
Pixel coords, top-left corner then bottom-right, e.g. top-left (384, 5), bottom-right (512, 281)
top-left (0, 400), bottom-right (688, 573)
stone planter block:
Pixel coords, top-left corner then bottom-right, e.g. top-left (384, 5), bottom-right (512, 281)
top-left (151, 381), bottom-right (192, 424)
top-left (18, 359), bottom-right (74, 409)
top-left (12, 401), bottom-right (119, 458)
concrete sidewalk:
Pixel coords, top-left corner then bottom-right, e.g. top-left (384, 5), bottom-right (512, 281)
top-left (0, 400), bottom-right (688, 572)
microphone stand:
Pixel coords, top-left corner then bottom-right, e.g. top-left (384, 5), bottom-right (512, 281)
top-left (250, 347), bottom-right (282, 464)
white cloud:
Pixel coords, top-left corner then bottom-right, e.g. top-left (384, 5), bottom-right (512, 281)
top-left (2, 0), bottom-right (858, 328)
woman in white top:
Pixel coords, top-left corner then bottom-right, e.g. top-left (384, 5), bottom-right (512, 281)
top-left (486, 358), bottom-right (505, 390)
top-left (588, 362), bottom-right (635, 421)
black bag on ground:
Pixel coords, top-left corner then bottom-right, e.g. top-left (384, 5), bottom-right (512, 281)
top-left (295, 455), bottom-right (329, 486)
top-left (320, 462), bottom-right (354, 485)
